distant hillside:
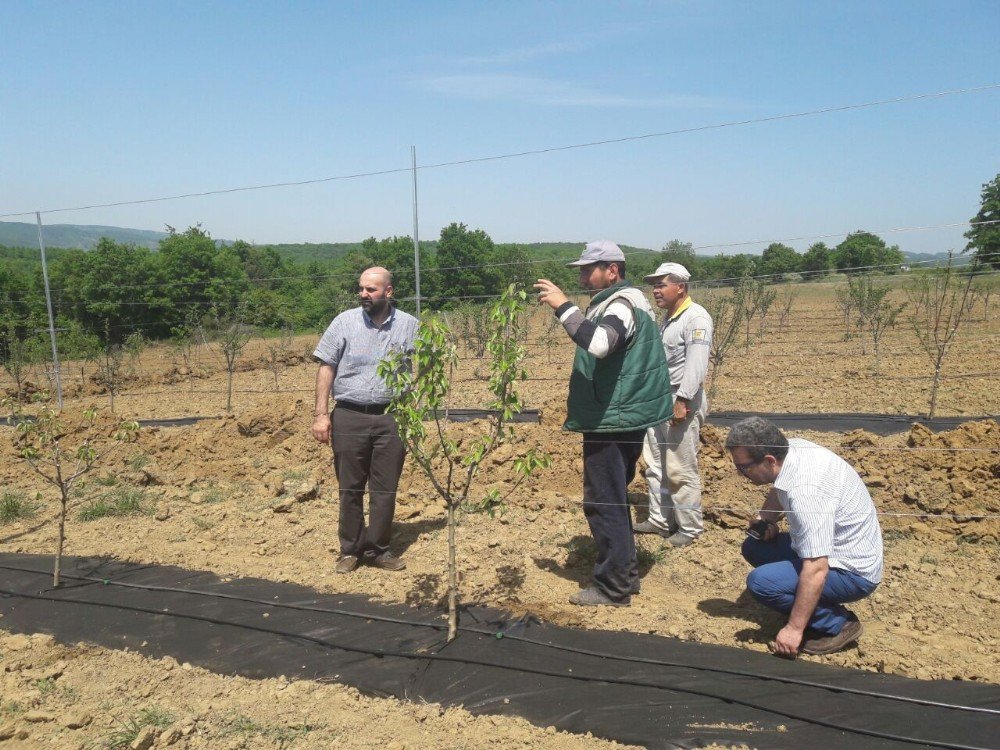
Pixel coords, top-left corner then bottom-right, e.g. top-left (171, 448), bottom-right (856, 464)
top-left (901, 250), bottom-right (973, 267)
top-left (0, 220), bottom-right (965, 268)
top-left (0, 220), bottom-right (168, 250)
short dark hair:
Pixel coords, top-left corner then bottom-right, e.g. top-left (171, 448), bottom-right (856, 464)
top-left (724, 416), bottom-right (789, 463)
top-left (595, 260), bottom-right (626, 277)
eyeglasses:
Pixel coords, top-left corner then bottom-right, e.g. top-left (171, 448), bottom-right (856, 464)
top-left (733, 457), bottom-right (764, 476)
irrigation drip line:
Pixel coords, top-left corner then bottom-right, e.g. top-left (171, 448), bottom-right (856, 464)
top-left (0, 561), bottom-right (993, 719)
top-left (0, 583), bottom-right (991, 750)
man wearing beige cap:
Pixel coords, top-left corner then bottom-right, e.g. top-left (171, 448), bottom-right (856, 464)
top-left (636, 261), bottom-right (713, 547)
top-left (535, 241), bottom-right (672, 606)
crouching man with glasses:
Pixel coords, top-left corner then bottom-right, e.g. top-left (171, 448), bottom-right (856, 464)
top-left (726, 416), bottom-right (883, 657)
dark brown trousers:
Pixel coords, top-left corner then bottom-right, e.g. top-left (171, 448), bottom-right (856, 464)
top-left (331, 406), bottom-right (406, 557)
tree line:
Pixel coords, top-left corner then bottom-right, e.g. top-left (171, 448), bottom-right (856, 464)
top-left (2, 168), bottom-right (997, 366)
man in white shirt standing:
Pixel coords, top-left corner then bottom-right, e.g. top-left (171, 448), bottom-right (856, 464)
top-left (726, 416), bottom-right (883, 657)
top-left (635, 262), bottom-right (713, 547)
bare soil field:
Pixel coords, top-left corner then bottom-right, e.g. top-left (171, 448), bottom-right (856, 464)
top-left (1, 284), bottom-right (998, 748)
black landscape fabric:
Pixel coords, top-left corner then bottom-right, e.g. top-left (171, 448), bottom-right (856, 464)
top-left (708, 411), bottom-right (996, 436)
top-left (1, 554), bottom-right (998, 750)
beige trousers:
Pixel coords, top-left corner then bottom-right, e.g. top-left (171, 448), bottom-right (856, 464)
top-left (642, 389), bottom-right (707, 538)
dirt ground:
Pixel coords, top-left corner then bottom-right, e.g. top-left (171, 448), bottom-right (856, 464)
top-left (1, 285), bottom-right (998, 748)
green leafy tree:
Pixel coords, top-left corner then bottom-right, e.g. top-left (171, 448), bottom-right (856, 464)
top-left (759, 243), bottom-right (802, 278)
top-left (964, 173), bottom-right (1000, 269)
top-left (432, 223), bottom-right (498, 309)
top-left (657, 240), bottom-right (700, 275)
top-left (833, 231), bottom-right (905, 274)
top-left (153, 226), bottom-right (249, 335)
top-left (801, 242), bottom-right (833, 278)
top-left (378, 286), bottom-right (550, 641)
top-left (48, 238), bottom-right (155, 343)
top-left (8, 403), bottom-right (138, 586)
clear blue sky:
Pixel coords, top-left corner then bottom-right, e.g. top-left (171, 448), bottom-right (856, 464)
top-left (3, 1), bottom-right (998, 255)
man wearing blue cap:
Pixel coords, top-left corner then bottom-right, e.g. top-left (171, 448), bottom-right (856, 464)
top-left (535, 241), bottom-right (673, 606)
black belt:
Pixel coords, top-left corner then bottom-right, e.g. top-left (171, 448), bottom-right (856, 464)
top-left (336, 401), bottom-right (389, 415)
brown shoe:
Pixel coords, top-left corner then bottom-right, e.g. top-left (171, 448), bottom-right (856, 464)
top-left (335, 555), bottom-right (359, 574)
top-left (800, 616), bottom-right (863, 655)
top-left (370, 552), bottom-right (406, 571)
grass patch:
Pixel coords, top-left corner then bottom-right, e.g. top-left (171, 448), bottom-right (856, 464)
top-left (0, 700), bottom-right (23, 717)
top-left (636, 539), bottom-right (669, 566)
top-left (35, 677), bottom-right (79, 702)
top-left (80, 488), bottom-right (149, 521)
top-left (190, 515), bottom-right (214, 530)
top-left (281, 469), bottom-right (309, 482)
top-left (103, 706), bottom-right (175, 750)
top-left (0, 490), bottom-right (39, 524)
top-left (217, 713), bottom-right (319, 744)
top-left (95, 473), bottom-right (120, 487)
top-left (126, 453), bottom-right (150, 472)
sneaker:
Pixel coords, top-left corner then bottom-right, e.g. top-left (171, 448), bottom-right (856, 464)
top-left (370, 552), bottom-right (406, 571)
top-left (800, 615), bottom-right (863, 655)
top-left (666, 532), bottom-right (696, 548)
top-left (335, 555), bottom-right (359, 574)
top-left (568, 587), bottom-right (631, 607)
top-left (633, 520), bottom-right (670, 536)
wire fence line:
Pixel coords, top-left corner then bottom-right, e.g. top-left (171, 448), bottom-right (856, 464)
top-left (3, 83), bottom-right (998, 220)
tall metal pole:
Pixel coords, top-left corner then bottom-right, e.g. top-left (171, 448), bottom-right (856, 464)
top-left (410, 145), bottom-right (422, 316)
top-left (35, 212), bottom-right (63, 408)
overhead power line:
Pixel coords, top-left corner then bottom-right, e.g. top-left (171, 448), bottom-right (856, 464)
top-left (1, 83), bottom-right (998, 219)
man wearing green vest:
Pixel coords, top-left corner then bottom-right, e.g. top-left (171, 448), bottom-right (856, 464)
top-left (535, 241), bottom-right (673, 606)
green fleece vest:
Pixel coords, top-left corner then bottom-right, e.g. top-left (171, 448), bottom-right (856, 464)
top-left (564, 282), bottom-right (673, 433)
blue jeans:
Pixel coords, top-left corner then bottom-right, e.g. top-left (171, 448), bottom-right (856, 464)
top-left (741, 533), bottom-right (878, 635)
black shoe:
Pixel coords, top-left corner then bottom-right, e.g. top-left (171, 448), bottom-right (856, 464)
top-left (569, 587), bottom-right (631, 607)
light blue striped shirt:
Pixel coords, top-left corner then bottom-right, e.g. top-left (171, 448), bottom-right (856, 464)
top-left (313, 306), bottom-right (418, 406)
top-left (774, 439), bottom-right (884, 583)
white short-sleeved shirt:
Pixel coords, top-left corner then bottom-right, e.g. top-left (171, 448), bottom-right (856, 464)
top-left (774, 439), bottom-right (884, 583)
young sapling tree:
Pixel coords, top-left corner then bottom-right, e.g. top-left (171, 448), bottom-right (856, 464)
top-left (906, 254), bottom-right (979, 418)
top-left (264, 324), bottom-right (296, 391)
top-left (206, 306), bottom-right (255, 412)
top-left (7, 400), bottom-right (138, 587)
top-left (378, 286), bottom-right (550, 641)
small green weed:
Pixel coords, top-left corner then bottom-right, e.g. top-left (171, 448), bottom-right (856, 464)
top-left (217, 712), bottom-right (319, 744)
top-left (126, 453), bottom-right (150, 472)
top-left (80, 488), bottom-right (149, 521)
top-left (35, 677), bottom-right (79, 702)
top-left (281, 469), bottom-right (309, 482)
top-left (0, 700), bottom-right (23, 717)
top-left (103, 706), bottom-right (175, 749)
top-left (35, 677), bottom-right (56, 696)
top-left (0, 491), bottom-right (39, 524)
top-left (190, 515), bottom-right (214, 530)
top-left (636, 540), bottom-right (668, 566)
top-left (95, 473), bottom-right (120, 487)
